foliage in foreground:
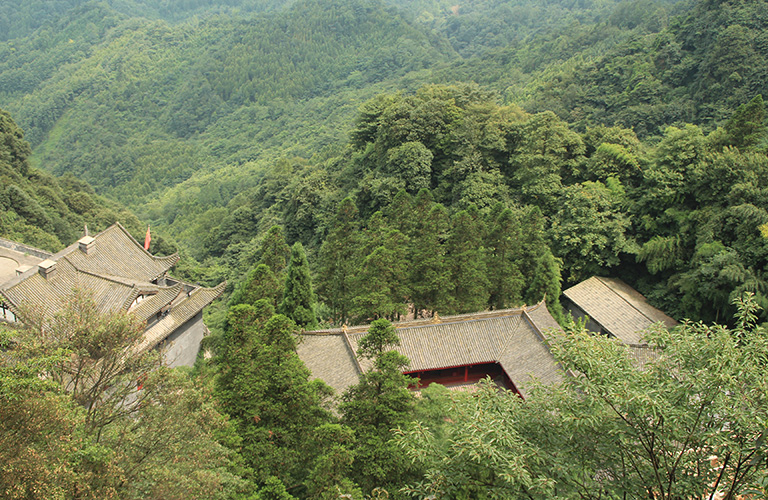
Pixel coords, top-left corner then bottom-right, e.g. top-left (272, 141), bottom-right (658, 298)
top-left (0, 290), bottom-right (242, 500)
top-left (397, 293), bottom-right (768, 499)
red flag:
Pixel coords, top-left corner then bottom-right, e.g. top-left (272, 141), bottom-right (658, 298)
top-left (144, 226), bottom-right (151, 251)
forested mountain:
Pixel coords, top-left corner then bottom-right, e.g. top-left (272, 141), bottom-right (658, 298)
top-left (3, 0), bottom-right (768, 498)
top-left (2, 0), bottom-right (694, 212)
top-left (2, 0), bottom-right (766, 317)
top-left (0, 108), bottom-right (155, 251)
top-left (517, 0), bottom-right (768, 136)
top-left (1, 0), bottom-right (455, 203)
top-left (0, 0), bottom-right (296, 41)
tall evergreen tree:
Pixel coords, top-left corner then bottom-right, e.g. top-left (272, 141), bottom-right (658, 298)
top-left (383, 189), bottom-right (415, 234)
top-left (259, 225), bottom-right (291, 278)
top-left (216, 301), bottom-right (276, 426)
top-left (486, 207), bottom-right (525, 309)
top-left (525, 251), bottom-right (564, 321)
top-left (279, 242), bottom-right (317, 329)
top-left (340, 319), bottom-right (416, 494)
top-left (352, 212), bottom-right (410, 322)
top-left (409, 203), bottom-right (451, 317)
top-left (216, 308), bottom-right (333, 490)
top-left (409, 189), bottom-right (435, 237)
top-left (230, 263), bottom-right (281, 308)
top-left (317, 198), bottom-right (360, 326)
top-left (447, 207), bottom-right (490, 314)
top-left (518, 207), bottom-right (553, 295)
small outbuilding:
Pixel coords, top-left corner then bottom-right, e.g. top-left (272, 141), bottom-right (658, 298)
top-left (563, 276), bottom-right (677, 345)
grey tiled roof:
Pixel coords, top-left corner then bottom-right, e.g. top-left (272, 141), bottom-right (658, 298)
top-left (298, 302), bottom-right (565, 398)
top-left (1, 224), bottom-right (224, 357)
top-left (129, 283), bottom-right (183, 323)
top-left (53, 223), bottom-right (179, 282)
top-left (135, 281), bottom-right (226, 354)
top-left (2, 257), bottom-right (136, 318)
top-left (564, 276), bottom-right (677, 344)
top-left (295, 334), bottom-right (361, 395)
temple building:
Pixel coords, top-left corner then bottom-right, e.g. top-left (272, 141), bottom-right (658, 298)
top-left (296, 301), bottom-right (564, 398)
top-left (0, 223), bottom-right (224, 367)
top-left (563, 276), bottom-right (677, 346)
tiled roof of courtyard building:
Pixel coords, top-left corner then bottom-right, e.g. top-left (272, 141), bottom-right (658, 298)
top-left (563, 276), bottom-right (677, 345)
top-left (2, 257), bottom-right (138, 317)
top-left (1, 223), bottom-right (224, 358)
top-left (295, 334), bottom-right (361, 392)
top-left (51, 223), bottom-right (179, 282)
top-left (129, 283), bottom-right (184, 323)
top-left (135, 281), bottom-right (226, 355)
top-left (297, 302), bottom-right (565, 399)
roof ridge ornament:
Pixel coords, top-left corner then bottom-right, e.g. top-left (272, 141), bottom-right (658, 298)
top-left (431, 312), bottom-right (441, 324)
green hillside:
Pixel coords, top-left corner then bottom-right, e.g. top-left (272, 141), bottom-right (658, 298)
top-left (0, 107), bottom-right (155, 252)
top-left (3, 1), bottom-right (768, 498)
top-left (2, 0), bottom-right (698, 212)
top-left (514, 0), bottom-right (768, 136)
top-left (2, 0), bottom-right (767, 318)
top-left (1, 0), bottom-right (456, 206)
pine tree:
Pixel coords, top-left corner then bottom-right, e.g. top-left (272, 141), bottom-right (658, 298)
top-left (525, 251), bottom-right (564, 321)
top-left (230, 263), bottom-right (281, 308)
top-left (486, 207), bottom-right (525, 309)
top-left (216, 308), bottom-right (333, 489)
top-left (317, 198), bottom-right (360, 325)
top-left (409, 203), bottom-right (451, 317)
top-left (339, 319), bottom-right (416, 494)
top-left (259, 225), bottom-right (291, 278)
top-left (279, 242), bottom-right (318, 329)
top-left (447, 206), bottom-right (490, 314)
top-left (518, 207), bottom-right (550, 291)
top-left (382, 189), bottom-right (414, 234)
top-left (351, 212), bottom-right (410, 322)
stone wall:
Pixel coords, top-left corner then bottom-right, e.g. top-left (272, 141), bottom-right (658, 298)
top-left (159, 311), bottom-right (207, 367)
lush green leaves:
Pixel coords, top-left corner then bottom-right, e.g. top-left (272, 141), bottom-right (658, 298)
top-left (279, 242), bottom-right (318, 329)
top-left (398, 293), bottom-right (768, 499)
top-left (1, 290), bottom-right (239, 499)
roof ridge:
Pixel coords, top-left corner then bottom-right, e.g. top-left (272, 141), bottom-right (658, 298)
top-left (134, 281), bottom-right (226, 355)
top-left (113, 222), bottom-right (180, 267)
top-left (342, 329), bottom-right (364, 376)
top-left (129, 283), bottom-right (184, 321)
top-left (122, 287), bottom-right (142, 311)
top-left (63, 257), bottom-right (156, 288)
top-left (595, 276), bottom-right (658, 325)
top-left (304, 303), bottom-right (547, 335)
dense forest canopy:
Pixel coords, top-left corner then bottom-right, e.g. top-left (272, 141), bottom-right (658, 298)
top-left (1, 0), bottom-right (766, 317)
top-left (1, 0), bottom-right (767, 323)
top-left (1, 0), bottom-right (700, 207)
